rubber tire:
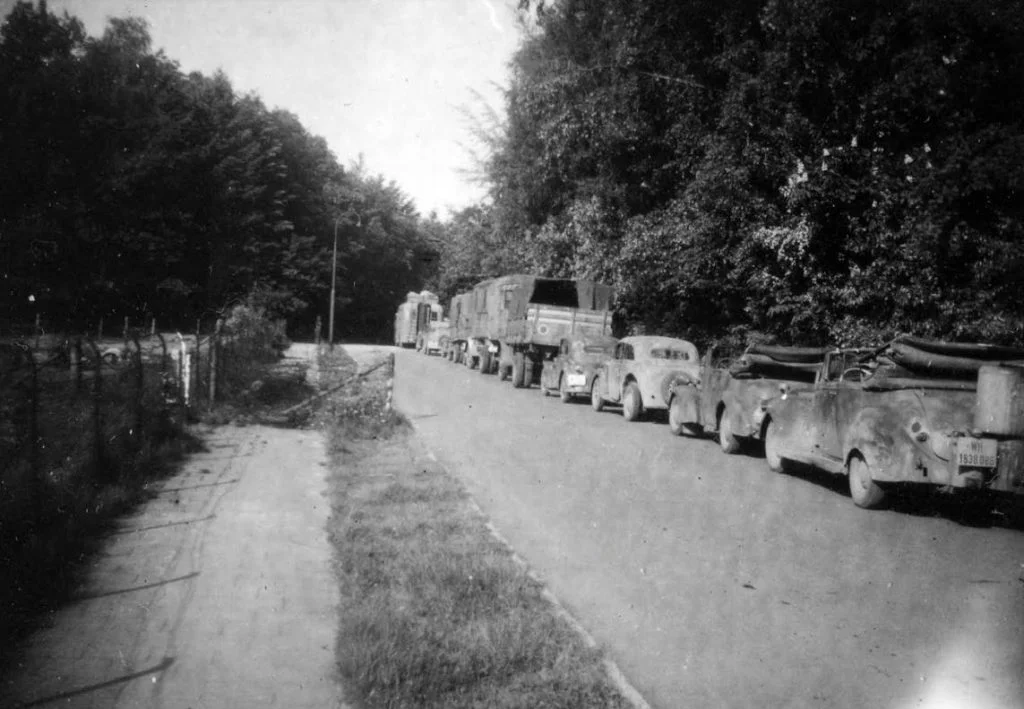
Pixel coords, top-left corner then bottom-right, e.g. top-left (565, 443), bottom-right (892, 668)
top-left (559, 375), bottom-right (572, 403)
top-left (511, 352), bottom-right (526, 388)
top-left (479, 350), bottom-right (492, 375)
top-left (591, 377), bottom-right (605, 412)
top-left (622, 382), bottom-right (643, 422)
top-left (848, 454), bottom-right (886, 509)
top-left (718, 411), bottom-right (741, 454)
top-left (764, 419), bottom-right (787, 473)
top-left (668, 397), bottom-right (700, 437)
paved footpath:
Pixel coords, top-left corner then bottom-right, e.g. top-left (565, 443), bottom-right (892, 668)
top-left (1, 420), bottom-right (345, 708)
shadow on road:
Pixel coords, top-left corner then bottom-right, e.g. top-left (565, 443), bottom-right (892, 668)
top-left (18, 656), bottom-right (175, 708)
top-left (71, 571), bottom-right (200, 603)
top-left (777, 462), bottom-right (1024, 531)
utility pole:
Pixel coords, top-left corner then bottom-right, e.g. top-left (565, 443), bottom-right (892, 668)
top-left (329, 216), bottom-right (340, 349)
top-left (329, 209), bottom-right (361, 350)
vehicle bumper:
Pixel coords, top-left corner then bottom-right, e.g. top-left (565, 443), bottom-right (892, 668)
top-left (923, 439), bottom-right (1024, 494)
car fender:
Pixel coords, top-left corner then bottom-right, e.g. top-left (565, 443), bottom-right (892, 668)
top-left (669, 382), bottom-right (702, 425)
top-left (660, 372), bottom-right (697, 411)
top-left (844, 408), bottom-right (905, 482)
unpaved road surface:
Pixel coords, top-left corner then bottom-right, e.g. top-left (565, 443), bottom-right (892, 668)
top-left (1, 346), bottom-right (344, 708)
top-left (394, 348), bottom-right (1024, 709)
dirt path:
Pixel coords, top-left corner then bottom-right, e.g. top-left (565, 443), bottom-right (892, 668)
top-left (2, 351), bottom-right (344, 708)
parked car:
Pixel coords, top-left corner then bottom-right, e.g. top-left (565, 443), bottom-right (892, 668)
top-left (757, 339), bottom-right (1024, 509)
top-left (591, 336), bottom-right (700, 421)
top-left (539, 333), bottom-right (618, 402)
top-left (668, 344), bottom-right (827, 453)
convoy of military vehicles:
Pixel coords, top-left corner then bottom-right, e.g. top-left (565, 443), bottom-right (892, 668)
top-left (395, 276), bottom-right (1024, 510)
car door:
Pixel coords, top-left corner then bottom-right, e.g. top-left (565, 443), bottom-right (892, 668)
top-left (812, 352), bottom-right (853, 463)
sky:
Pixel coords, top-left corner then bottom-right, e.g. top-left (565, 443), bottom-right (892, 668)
top-left (28, 0), bottom-right (524, 218)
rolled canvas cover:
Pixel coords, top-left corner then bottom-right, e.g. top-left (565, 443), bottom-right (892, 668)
top-left (897, 336), bottom-right (1024, 361)
top-left (745, 344), bottom-right (830, 364)
top-left (888, 338), bottom-right (1024, 377)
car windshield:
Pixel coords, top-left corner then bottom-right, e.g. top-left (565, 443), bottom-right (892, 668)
top-left (650, 348), bottom-right (690, 360)
top-left (583, 345), bottom-right (613, 355)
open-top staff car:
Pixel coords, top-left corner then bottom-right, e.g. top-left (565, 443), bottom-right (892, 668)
top-left (757, 338), bottom-right (1024, 509)
top-left (540, 333), bottom-right (618, 402)
top-left (668, 344), bottom-right (827, 453)
top-left (591, 335), bottom-right (700, 421)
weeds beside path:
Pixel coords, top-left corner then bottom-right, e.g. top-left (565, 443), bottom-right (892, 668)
top-left (320, 346), bottom-right (634, 709)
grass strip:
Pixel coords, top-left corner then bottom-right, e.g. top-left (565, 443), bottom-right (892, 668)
top-left (321, 348), bottom-right (632, 709)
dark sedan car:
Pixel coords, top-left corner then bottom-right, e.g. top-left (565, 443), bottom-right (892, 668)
top-left (540, 334), bottom-right (618, 402)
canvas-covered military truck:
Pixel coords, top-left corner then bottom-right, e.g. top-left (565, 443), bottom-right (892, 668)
top-left (455, 275), bottom-right (614, 388)
top-left (394, 291), bottom-right (443, 348)
top-left (668, 344), bottom-right (828, 453)
top-left (757, 337), bottom-right (1024, 508)
top-left (445, 291), bottom-right (475, 364)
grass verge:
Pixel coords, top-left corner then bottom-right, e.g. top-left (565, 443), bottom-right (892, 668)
top-left (320, 347), bottom-right (632, 709)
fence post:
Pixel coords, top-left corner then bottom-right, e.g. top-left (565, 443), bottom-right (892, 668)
top-left (34, 313), bottom-right (42, 349)
top-left (178, 333), bottom-right (191, 423)
top-left (155, 332), bottom-right (167, 373)
top-left (85, 338), bottom-right (105, 479)
top-left (97, 316), bottom-right (104, 340)
top-left (150, 317), bottom-right (156, 336)
top-left (209, 318), bottom-right (222, 408)
top-left (70, 337), bottom-right (82, 392)
top-left (314, 315), bottom-right (322, 347)
top-left (130, 332), bottom-right (143, 437)
top-left (384, 353), bottom-right (395, 413)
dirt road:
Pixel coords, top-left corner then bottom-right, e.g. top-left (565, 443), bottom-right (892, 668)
top-left (1, 347), bottom-right (344, 708)
top-left (394, 348), bottom-right (1024, 709)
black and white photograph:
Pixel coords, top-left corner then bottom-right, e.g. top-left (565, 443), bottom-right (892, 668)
top-left (1, 1), bottom-right (1022, 707)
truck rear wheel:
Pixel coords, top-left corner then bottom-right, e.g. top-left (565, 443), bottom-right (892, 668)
top-left (511, 352), bottom-right (526, 388)
top-left (479, 350), bottom-right (492, 375)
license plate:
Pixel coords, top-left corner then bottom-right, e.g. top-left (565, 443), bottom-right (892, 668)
top-left (566, 373), bottom-right (586, 387)
top-left (957, 438), bottom-right (997, 468)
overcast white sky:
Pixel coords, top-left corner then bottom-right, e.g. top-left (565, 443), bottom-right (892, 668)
top-left (22, 0), bottom-right (523, 218)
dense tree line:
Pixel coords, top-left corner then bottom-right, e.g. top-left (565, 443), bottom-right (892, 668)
top-left (0, 1), bottom-right (438, 340)
top-left (436, 0), bottom-right (1024, 349)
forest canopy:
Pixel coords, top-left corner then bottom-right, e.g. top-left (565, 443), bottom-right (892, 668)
top-left (436, 0), bottom-right (1024, 348)
top-left (3, 0), bottom-right (1022, 348)
top-left (0, 0), bottom-right (440, 340)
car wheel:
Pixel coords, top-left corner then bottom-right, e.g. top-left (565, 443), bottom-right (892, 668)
top-left (718, 411), bottom-right (741, 454)
top-left (511, 352), bottom-right (526, 388)
top-left (668, 396), bottom-right (700, 437)
top-left (591, 377), bottom-right (605, 412)
top-left (479, 350), bottom-right (492, 375)
top-left (559, 375), bottom-right (572, 403)
top-left (764, 418), bottom-right (787, 473)
top-left (622, 382), bottom-right (643, 422)
top-left (848, 454), bottom-right (886, 509)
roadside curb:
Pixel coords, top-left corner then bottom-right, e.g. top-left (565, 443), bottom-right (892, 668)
top-left (410, 428), bottom-right (654, 709)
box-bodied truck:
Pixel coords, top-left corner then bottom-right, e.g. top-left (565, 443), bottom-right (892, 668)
top-left (394, 291), bottom-right (443, 349)
top-left (447, 275), bottom-right (614, 388)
